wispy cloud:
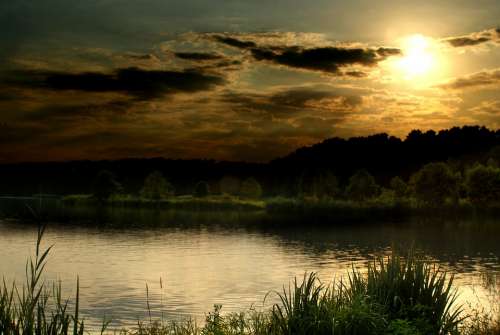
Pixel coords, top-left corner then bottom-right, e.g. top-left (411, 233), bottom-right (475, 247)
top-left (442, 28), bottom-right (499, 47)
top-left (437, 68), bottom-right (500, 90)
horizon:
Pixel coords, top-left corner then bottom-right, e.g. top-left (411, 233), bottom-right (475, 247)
top-left (0, 124), bottom-right (497, 165)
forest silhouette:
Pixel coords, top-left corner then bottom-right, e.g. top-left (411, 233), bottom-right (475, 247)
top-left (0, 125), bottom-right (499, 198)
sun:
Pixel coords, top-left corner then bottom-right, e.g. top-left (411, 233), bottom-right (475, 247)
top-left (397, 34), bottom-right (436, 80)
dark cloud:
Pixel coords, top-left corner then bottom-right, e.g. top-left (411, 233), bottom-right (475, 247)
top-left (6, 67), bottom-right (225, 100)
top-left (23, 100), bottom-right (134, 123)
top-left (123, 53), bottom-right (156, 60)
top-left (344, 70), bottom-right (368, 78)
top-left (443, 28), bottom-right (499, 47)
top-left (438, 68), bottom-right (500, 90)
top-left (212, 35), bottom-right (400, 75)
top-left (221, 86), bottom-right (363, 117)
top-left (375, 47), bottom-right (402, 57)
top-left (174, 52), bottom-right (224, 61)
top-left (446, 36), bottom-right (491, 47)
top-left (269, 88), bottom-right (362, 109)
top-left (212, 36), bottom-right (257, 49)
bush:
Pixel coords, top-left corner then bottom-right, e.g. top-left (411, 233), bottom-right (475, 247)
top-left (390, 176), bottom-right (408, 199)
top-left (141, 171), bottom-right (175, 200)
top-left (345, 170), bottom-right (380, 201)
top-left (240, 178), bottom-right (263, 199)
top-left (464, 164), bottom-right (500, 204)
top-left (194, 181), bottom-right (210, 198)
top-left (410, 162), bottom-right (460, 205)
top-left (298, 170), bottom-right (340, 199)
top-left (92, 170), bottom-right (122, 201)
top-left (219, 176), bottom-right (241, 195)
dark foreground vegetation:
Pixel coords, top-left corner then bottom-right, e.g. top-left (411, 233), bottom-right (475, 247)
top-left (1, 226), bottom-right (499, 335)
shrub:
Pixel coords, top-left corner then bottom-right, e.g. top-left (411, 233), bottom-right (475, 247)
top-left (240, 178), bottom-right (263, 199)
top-left (92, 170), bottom-right (122, 201)
top-left (298, 170), bottom-right (340, 199)
top-left (219, 176), bottom-right (241, 196)
top-left (410, 162), bottom-right (460, 205)
top-left (140, 171), bottom-right (175, 200)
top-left (345, 170), bottom-right (380, 201)
top-left (464, 164), bottom-right (500, 204)
top-left (194, 181), bottom-right (210, 198)
top-left (390, 176), bottom-right (408, 199)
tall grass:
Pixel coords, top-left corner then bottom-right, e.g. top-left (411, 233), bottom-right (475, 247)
top-left (0, 224), bottom-right (85, 335)
top-left (268, 254), bottom-right (463, 335)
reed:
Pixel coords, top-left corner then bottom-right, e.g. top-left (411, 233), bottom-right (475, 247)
top-left (0, 224), bottom-right (85, 335)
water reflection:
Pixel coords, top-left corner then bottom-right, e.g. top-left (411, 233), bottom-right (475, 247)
top-left (0, 208), bottom-right (498, 332)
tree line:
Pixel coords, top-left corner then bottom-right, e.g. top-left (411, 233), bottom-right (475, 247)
top-left (1, 125), bottom-right (499, 203)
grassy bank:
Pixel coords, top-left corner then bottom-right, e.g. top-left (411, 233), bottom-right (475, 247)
top-left (1, 226), bottom-right (499, 335)
top-left (60, 194), bottom-right (500, 216)
top-left (62, 194), bottom-right (266, 211)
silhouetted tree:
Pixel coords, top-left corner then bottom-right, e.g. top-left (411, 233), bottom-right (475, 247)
top-left (390, 176), bottom-right (408, 199)
top-left (240, 177), bottom-right (262, 199)
top-left (194, 181), bottom-right (210, 198)
top-left (298, 169), bottom-right (340, 198)
top-left (345, 170), bottom-right (379, 201)
top-left (92, 170), bottom-right (122, 201)
top-left (219, 176), bottom-right (241, 195)
top-left (140, 171), bottom-right (174, 200)
top-left (410, 162), bottom-right (459, 205)
top-left (465, 164), bottom-right (500, 203)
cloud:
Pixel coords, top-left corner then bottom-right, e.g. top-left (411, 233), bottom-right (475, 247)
top-left (211, 34), bottom-right (401, 75)
top-left (437, 68), bottom-right (500, 90)
top-left (212, 35), bottom-right (257, 49)
top-left (443, 28), bottom-right (499, 47)
top-left (469, 100), bottom-right (500, 127)
top-left (122, 53), bottom-right (157, 61)
top-left (174, 52), bottom-right (224, 61)
top-left (22, 100), bottom-right (134, 123)
top-left (6, 67), bottom-right (226, 100)
top-left (220, 85), bottom-right (364, 118)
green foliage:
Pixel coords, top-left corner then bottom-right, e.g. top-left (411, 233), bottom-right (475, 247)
top-left (390, 176), bottom-right (408, 199)
top-left (219, 176), bottom-right (241, 196)
top-left (140, 171), bottom-right (174, 200)
top-left (410, 162), bottom-right (460, 205)
top-left (298, 170), bottom-right (340, 199)
top-left (345, 170), bottom-right (380, 201)
top-left (194, 181), bottom-right (210, 198)
top-left (386, 319), bottom-right (422, 335)
top-left (92, 170), bottom-right (123, 201)
top-left (464, 164), bottom-right (500, 204)
top-left (240, 178), bottom-right (262, 199)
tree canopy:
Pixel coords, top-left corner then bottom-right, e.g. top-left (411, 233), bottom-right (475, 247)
top-left (140, 171), bottom-right (174, 200)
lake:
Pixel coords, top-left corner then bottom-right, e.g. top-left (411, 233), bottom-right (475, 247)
top-left (0, 206), bottom-right (499, 332)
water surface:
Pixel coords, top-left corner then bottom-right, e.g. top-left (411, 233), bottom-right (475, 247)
top-left (0, 208), bottom-right (499, 332)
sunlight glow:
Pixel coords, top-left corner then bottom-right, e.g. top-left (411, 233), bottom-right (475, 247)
top-left (398, 34), bottom-right (435, 79)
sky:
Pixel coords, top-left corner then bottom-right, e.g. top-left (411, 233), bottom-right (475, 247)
top-left (1, 0), bottom-right (500, 163)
